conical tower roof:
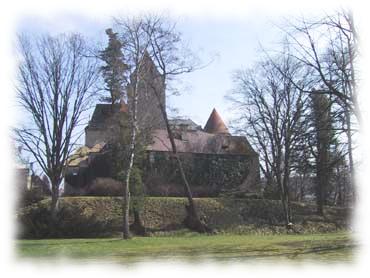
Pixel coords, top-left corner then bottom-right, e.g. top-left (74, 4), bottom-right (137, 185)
top-left (204, 108), bottom-right (230, 134)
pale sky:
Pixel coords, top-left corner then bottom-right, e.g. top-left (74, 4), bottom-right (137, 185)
top-left (13, 5), bottom-right (338, 130)
top-left (15, 13), bottom-right (279, 128)
top-left (9, 1), bottom-right (368, 154)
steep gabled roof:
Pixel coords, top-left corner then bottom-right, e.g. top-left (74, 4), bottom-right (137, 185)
top-left (87, 102), bottom-right (128, 129)
top-left (204, 108), bottom-right (230, 134)
top-left (130, 50), bottom-right (162, 82)
top-left (169, 118), bottom-right (202, 131)
top-left (88, 104), bottom-right (120, 129)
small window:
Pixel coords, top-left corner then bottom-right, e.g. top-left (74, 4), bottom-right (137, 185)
top-left (173, 131), bottom-right (182, 140)
top-left (221, 144), bottom-right (229, 150)
top-left (221, 138), bottom-right (230, 150)
top-left (149, 153), bottom-right (155, 163)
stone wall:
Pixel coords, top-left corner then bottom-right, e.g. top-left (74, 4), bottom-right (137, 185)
top-left (144, 151), bottom-right (260, 197)
top-left (15, 168), bottom-right (30, 191)
top-left (64, 149), bottom-right (260, 197)
top-left (64, 152), bottom-right (113, 195)
top-left (85, 128), bottom-right (107, 148)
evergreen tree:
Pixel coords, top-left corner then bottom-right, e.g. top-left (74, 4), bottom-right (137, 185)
top-left (100, 28), bottom-right (128, 106)
top-left (310, 93), bottom-right (334, 215)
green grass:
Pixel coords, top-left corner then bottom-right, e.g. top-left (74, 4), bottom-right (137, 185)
top-left (16, 232), bottom-right (356, 264)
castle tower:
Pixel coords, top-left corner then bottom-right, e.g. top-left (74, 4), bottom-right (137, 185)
top-left (127, 51), bottom-right (166, 130)
top-left (84, 52), bottom-right (166, 147)
top-left (204, 108), bottom-right (230, 135)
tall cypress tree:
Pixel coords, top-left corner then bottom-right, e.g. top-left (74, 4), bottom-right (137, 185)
top-left (311, 93), bottom-right (334, 215)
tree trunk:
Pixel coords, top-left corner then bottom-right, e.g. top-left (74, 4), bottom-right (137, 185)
top-left (277, 177), bottom-right (291, 228)
top-left (275, 145), bottom-right (292, 229)
top-left (282, 147), bottom-right (293, 226)
top-left (316, 177), bottom-right (324, 215)
top-left (345, 106), bottom-right (355, 204)
top-left (50, 179), bottom-right (60, 219)
top-left (122, 115), bottom-right (137, 239)
top-left (130, 208), bottom-right (147, 236)
top-left (50, 191), bottom-right (58, 218)
top-left (316, 154), bottom-right (329, 215)
top-left (122, 78), bottom-right (139, 240)
top-left (123, 181), bottom-right (131, 239)
top-left (312, 94), bottom-right (332, 216)
top-left (123, 123), bottom-right (136, 239)
top-left (156, 97), bottom-right (211, 233)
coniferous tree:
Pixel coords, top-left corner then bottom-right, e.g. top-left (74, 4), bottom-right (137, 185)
top-left (100, 28), bottom-right (128, 107)
top-left (310, 93), bottom-right (334, 215)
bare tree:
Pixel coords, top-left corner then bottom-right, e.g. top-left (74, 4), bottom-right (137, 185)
top-left (229, 53), bottom-right (308, 228)
top-left (143, 16), bottom-right (211, 233)
top-left (276, 10), bottom-right (358, 200)
top-left (114, 14), bottom-right (210, 233)
top-left (14, 33), bottom-right (100, 216)
top-left (279, 10), bottom-right (358, 120)
top-left (111, 16), bottom-right (157, 239)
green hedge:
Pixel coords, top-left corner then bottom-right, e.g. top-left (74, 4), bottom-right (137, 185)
top-left (16, 197), bottom-right (351, 238)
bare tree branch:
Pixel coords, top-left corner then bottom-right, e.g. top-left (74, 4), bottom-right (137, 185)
top-left (13, 33), bottom-right (100, 214)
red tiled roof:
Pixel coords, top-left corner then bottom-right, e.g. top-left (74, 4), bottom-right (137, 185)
top-left (147, 129), bottom-right (255, 155)
top-left (204, 108), bottom-right (230, 134)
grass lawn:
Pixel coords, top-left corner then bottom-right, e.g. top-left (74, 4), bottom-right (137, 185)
top-left (16, 232), bottom-right (356, 265)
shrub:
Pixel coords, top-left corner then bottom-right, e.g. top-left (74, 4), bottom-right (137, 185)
top-left (17, 188), bottom-right (45, 209)
top-left (262, 184), bottom-right (280, 200)
top-left (86, 178), bottom-right (123, 196)
top-left (17, 197), bottom-right (123, 238)
top-left (16, 197), bottom-right (351, 239)
top-left (129, 167), bottom-right (145, 212)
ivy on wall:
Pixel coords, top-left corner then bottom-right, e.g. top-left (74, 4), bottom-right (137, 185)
top-left (144, 152), bottom-right (258, 197)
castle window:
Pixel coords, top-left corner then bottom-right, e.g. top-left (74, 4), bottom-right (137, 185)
top-left (181, 133), bottom-right (189, 142)
top-left (173, 131), bottom-right (182, 140)
top-left (149, 153), bottom-right (155, 163)
top-left (178, 123), bottom-right (188, 131)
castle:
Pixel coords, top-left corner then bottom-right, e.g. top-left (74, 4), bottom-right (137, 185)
top-left (64, 53), bottom-right (260, 197)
